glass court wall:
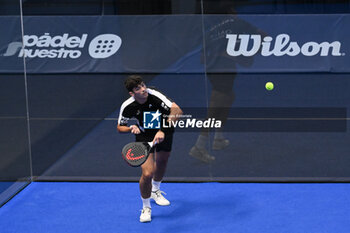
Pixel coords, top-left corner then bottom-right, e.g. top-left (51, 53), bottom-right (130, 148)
top-left (0, 0), bottom-right (31, 206)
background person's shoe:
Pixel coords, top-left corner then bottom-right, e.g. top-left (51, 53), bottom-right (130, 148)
top-left (212, 138), bottom-right (230, 150)
top-left (189, 146), bottom-right (215, 163)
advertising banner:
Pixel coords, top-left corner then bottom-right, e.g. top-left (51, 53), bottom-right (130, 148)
top-left (0, 15), bottom-right (349, 73)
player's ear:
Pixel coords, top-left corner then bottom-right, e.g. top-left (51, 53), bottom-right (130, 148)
top-left (129, 91), bottom-right (134, 97)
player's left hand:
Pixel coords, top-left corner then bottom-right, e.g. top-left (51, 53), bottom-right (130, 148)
top-left (129, 125), bottom-right (141, 134)
top-left (153, 130), bottom-right (165, 144)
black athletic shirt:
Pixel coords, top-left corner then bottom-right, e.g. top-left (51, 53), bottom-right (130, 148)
top-left (118, 87), bottom-right (174, 135)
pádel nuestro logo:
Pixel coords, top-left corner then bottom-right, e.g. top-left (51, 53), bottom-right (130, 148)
top-left (1, 33), bottom-right (122, 59)
top-left (143, 110), bottom-right (161, 129)
top-left (88, 34), bottom-right (122, 58)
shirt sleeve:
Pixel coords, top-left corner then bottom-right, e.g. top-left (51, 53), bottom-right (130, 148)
top-left (148, 88), bottom-right (175, 134)
top-left (147, 88), bottom-right (173, 114)
top-left (117, 98), bottom-right (134, 126)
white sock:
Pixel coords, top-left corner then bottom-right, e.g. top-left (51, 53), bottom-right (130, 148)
top-left (141, 197), bottom-right (151, 208)
top-left (152, 179), bottom-right (161, 192)
top-left (195, 134), bottom-right (208, 149)
top-left (214, 131), bottom-right (224, 140)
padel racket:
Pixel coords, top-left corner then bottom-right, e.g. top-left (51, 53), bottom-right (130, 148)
top-left (121, 141), bottom-right (156, 167)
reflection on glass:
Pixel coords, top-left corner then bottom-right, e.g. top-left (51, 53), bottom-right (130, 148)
top-left (0, 1), bottom-right (31, 206)
top-left (190, 1), bottom-right (265, 163)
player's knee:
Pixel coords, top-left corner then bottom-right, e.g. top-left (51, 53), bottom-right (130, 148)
top-left (142, 171), bottom-right (154, 180)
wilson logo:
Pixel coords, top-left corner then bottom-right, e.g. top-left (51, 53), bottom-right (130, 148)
top-left (226, 34), bottom-right (343, 57)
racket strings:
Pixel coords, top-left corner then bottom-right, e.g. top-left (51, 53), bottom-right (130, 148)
top-left (121, 142), bottom-right (151, 166)
top-left (129, 145), bottom-right (147, 158)
top-left (123, 144), bottom-right (147, 162)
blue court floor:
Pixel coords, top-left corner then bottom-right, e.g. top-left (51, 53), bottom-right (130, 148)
top-left (0, 182), bottom-right (349, 233)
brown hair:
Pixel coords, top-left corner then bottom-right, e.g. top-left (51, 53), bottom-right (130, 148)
top-left (124, 75), bottom-right (144, 92)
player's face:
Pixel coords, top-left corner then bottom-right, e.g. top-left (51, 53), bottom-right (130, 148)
top-left (130, 82), bottom-right (148, 102)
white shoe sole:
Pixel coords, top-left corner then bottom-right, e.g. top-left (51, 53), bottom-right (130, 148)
top-left (140, 218), bottom-right (151, 223)
top-left (153, 200), bottom-right (170, 206)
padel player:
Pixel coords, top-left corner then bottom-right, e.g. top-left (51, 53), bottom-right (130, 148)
top-left (117, 75), bottom-right (182, 222)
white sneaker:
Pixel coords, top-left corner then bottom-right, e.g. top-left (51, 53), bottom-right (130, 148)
top-left (151, 190), bottom-right (170, 206)
top-left (140, 207), bottom-right (151, 223)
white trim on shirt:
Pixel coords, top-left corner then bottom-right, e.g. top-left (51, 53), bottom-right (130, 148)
top-left (147, 88), bottom-right (173, 108)
top-left (117, 96), bottom-right (135, 125)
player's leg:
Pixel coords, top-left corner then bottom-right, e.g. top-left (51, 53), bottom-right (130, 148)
top-left (151, 134), bottom-right (173, 206)
top-left (153, 150), bottom-right (170, 181)
top-left (151, 150), bottom-right (171, 206)
top-left (153, 133), bottom-right (173, 182)
top-left (139, 153), bottom-right (154, 222)
top-left (140, 153), bottom-right (155, 198)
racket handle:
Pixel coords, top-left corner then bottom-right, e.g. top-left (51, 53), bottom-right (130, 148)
top-left (148, 141), bottom-right (157, 148)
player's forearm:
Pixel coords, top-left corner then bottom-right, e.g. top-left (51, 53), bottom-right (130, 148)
top-left (117, 125), bottom-right (131, 133)
top-left (169, 102), bottom-right (183, 122)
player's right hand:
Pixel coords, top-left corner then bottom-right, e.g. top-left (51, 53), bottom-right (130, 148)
top-left (129, 125), bottom-right (141, 134)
